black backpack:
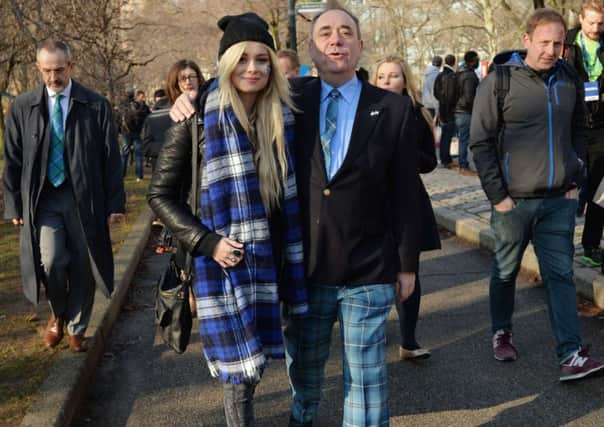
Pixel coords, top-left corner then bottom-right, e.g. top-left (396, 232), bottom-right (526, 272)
top-left (122, 99), bottom-right (149, 134)
top-left (493, 65), bottom-right (510, 136)
top-left (434, 69), bottom-right (459, 113)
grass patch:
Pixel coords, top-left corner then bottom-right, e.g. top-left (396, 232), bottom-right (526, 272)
top-left (0, 167), bottom-right (150, 427)
top-left (0, 315), bottom-right (58, 427)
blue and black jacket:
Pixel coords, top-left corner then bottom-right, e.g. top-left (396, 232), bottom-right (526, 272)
top-left (470, 50), bottom-right (587, 204)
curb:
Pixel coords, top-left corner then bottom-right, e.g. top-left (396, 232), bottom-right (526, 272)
top-left (20, 206), bottom-right (155, 427)
top-left (433, 206), bottom-right (604, 309)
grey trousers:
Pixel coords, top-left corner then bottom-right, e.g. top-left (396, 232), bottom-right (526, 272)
top-left (35, 183), bottom-right (95, 336)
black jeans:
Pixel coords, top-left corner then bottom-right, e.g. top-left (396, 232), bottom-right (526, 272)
top-left (439, 120), bottom-right (456, 165)
top-left (583, 199), bottom-right (604, 249)
top-left (395, 276), bottom-right (421, 349)
top-left (223, 382), bottom-right (257, 427)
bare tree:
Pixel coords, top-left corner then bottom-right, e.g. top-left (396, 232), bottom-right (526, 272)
top-left (0, 1), bottom-right (40, 143)
top-left (130, 0), bottom-right (302, 98)
top-left (1, 0), bottom-right (587, 126)
top-left (4, 0), bottom-right (165, 106)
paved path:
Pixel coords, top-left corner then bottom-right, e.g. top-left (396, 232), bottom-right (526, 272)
top-left (75, 231), bottom-right (604, 427)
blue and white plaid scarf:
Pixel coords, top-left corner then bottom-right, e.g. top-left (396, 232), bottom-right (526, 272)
top-left (194, 81), bottom-right (307, 384)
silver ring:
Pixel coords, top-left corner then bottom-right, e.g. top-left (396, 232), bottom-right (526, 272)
top-left (229, 256), bottom-right (237, 263)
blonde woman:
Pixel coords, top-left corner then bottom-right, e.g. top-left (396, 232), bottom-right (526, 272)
top-left (148, 13), bottom-right (307, 426)
top-left (374, 55), bottom-right (441, 360)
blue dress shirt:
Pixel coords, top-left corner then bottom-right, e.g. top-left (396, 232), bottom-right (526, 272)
top-left (319, 76), bottom-right (362, 180)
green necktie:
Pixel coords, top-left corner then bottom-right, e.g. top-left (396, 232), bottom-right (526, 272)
top-left (48, 93), bottom-right (65, 187)
top-left (320, 89), bottom-right (340, 177)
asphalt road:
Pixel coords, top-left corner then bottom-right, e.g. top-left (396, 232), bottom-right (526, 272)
top-left (75, 230), bottom-right (604, 427)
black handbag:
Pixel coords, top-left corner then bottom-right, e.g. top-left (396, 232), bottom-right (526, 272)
top-left (155, 257), bottom-right (192, 353)
top-left (155, 112), bottom-right (202, 353)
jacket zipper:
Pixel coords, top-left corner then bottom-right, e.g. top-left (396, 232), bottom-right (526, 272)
top-left (504, 152), bottom-right (510, 184)
top-left (544, 74), bottom-right (555, 190)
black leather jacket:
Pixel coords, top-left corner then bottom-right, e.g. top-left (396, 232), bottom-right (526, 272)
top-left (454, 65), bottom-right (479, 113)
top-left (147, 111), bottom-right (221, 258)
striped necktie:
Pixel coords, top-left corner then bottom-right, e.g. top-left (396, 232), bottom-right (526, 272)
top-left (320, 89), bottom-right (340, 176)
top-left (48, 93), bottom-right (65, 187)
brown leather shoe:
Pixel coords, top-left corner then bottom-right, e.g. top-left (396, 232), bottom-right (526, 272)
top-left (459, 167), bottom-right (478, 176)
top-left (68, 335), bottom-right (88, 352)
top-left (44, 314), bottom-right (64, 348)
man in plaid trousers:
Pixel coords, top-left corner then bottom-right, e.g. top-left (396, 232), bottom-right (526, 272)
top-left (285, 4), bottom-right (421, 426)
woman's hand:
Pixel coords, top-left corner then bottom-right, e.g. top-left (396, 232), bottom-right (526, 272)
top-left (212, 237), bottom-right (245, 268)
top-left (395, 272), bottom-right (416, 302)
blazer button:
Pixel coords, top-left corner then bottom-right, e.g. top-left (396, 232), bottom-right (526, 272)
top-left (323, 188), bottom-right (331, 196)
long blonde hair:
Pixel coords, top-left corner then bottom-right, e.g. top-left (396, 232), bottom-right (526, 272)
top-left (217, 41), bottom-right (295, 212)
top-left (373, 55), bottom-right (433, 130)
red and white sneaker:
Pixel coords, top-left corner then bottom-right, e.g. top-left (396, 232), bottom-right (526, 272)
top-left (559, 346), bottom-right (604, 382)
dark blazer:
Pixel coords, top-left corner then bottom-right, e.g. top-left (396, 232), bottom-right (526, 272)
top-left (3, 81), bottom-right (125, 303)
top-left (290, 77), bottom-right (421, 286)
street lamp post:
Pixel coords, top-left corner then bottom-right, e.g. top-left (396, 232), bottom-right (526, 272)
top-left (288, 0), bottom-right (297, 50)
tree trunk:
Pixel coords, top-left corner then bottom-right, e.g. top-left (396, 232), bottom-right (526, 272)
top-left (476, 0), bottom-right (498, 59)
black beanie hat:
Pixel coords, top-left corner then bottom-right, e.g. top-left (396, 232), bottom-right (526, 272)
top-left (217, 12), bottom-right (275, 58)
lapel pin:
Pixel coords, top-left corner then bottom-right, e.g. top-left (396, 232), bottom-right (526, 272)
top-left (370, 110), bottom-right (379, 116)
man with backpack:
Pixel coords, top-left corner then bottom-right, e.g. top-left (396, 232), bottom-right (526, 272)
top-left (470, 8), bottom-right (604, 381)
top-left (119, 88), bottom-right (150, 180)
top-left (564, 0), bottom-right (604, 268)
top-left (434, 54), bottom-right (458, 168)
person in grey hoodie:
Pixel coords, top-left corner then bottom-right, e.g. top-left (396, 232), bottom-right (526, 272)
top-left (422, 55), bottom-right (442, 118)
top-left (470, 7), bottom-right (604, 382)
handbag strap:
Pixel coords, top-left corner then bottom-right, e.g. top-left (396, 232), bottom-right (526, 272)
top-left (184, 113), bottom-right (200, 277)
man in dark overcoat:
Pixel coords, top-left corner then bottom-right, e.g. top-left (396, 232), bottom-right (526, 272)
top-left (2, 40), bottom-right (125, 352)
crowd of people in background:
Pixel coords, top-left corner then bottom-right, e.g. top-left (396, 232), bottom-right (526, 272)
top-left (5, 1), bottom-right (604, 426)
